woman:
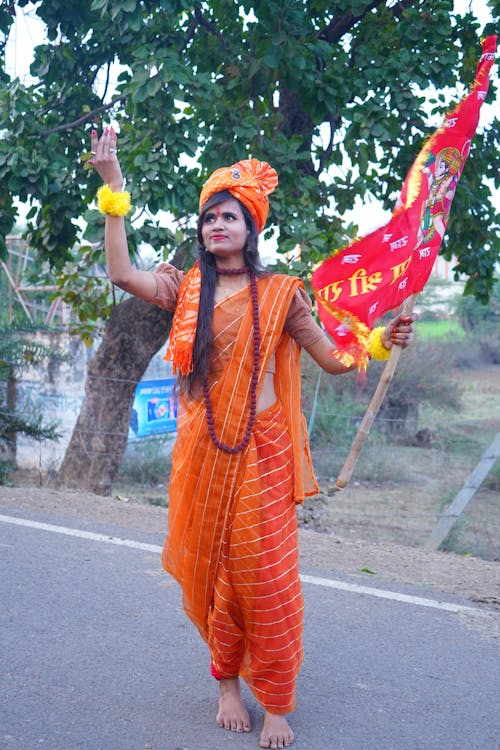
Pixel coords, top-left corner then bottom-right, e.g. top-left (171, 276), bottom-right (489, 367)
top-left (90, 127), bottom-right (415, 749)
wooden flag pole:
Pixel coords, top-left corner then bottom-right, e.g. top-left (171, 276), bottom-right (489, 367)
top-left (334, 294), bottom-right (417, 491)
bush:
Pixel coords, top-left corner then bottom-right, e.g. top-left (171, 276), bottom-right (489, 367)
top-left (302, 337), bottom-right (463, 448)
top-left (0, 458), bottom-right (14, 484)
top-left (307, 384), bottom-right (364, 450)
top-left (117, 435), bottom-right (173, 487)
top-left (0, 326), bottom-right (61, 482)
top-left (478, 334), bottom-right (500, 365)
top-left (453, 280), bottom-right (500, 333)
top-left (374, 339), bottom-right (463, 412)
top-left (431, 329), bottom-right (500, 369)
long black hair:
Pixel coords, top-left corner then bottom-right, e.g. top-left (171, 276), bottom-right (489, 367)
top-left (178, 190), bottom-right (268, 397)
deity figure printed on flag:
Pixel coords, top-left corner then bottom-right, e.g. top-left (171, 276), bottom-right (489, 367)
top-left (311, 35), bottom-right (497, 370)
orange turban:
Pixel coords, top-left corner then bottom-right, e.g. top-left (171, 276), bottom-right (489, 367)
top-left (199, 158), bottom-right (278, 233)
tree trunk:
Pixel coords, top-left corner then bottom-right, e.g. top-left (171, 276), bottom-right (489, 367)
top-left (5, 370), bottom-right (17, 464)
top-left (56, 297), bottom-right (172, 494)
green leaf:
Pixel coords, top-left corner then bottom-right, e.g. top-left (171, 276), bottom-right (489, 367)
top-left (0, 0), bottom-right (496, 304)
top-left (358, 566), bottom-right (377, 575)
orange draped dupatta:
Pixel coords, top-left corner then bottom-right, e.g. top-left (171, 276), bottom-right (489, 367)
top-left (162, 274), bottom-right (318, 712)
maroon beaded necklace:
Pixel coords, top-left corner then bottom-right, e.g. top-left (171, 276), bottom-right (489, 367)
top-left (203, 265), bottom-right (260, 454)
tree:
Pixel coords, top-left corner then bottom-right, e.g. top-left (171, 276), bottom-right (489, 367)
top-left (0, 325), bottom-right (60, 482)
top-left (0, 1), bottom-right (498, 491)
top-left (55, 297), bottom-right (172, 493)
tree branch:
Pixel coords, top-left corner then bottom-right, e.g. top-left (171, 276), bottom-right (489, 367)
top-left (101, 61), bottom-right (111, 103)
top-left (177, 5), bottom-right (229, 58)
top-left (319, 0), bottom-right (415, 44)
top-left (178, 14), bottom-right (198, 55)
top-left (319, 0), bottom-right (386, 43)
top-left (37, 96), bottom-right (125, 138)
top-left (317, 111), bottom-right (342, 174)
top-left (193, 3), bottom-right (228, 49)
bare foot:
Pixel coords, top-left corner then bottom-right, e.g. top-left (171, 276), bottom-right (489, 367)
top-left (259, 711), bottom-right (294, 748)
top-left (216, 677), bottom-right (252, 733)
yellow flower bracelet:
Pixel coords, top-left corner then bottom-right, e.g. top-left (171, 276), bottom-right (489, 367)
top-left (97, 184), bottom-right (131, 216)
top-left (368, 326), bottom-right (391, 361)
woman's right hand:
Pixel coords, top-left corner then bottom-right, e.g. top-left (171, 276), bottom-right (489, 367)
top-left (89, 127), bottom-right (124, 191)
top-left (91, 125), bottom-right (158, 302)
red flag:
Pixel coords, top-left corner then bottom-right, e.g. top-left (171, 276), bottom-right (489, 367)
top-left (311, 35), bottom-right (497, 368)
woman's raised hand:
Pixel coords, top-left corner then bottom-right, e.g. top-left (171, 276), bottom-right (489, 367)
top-left (89, 126), bottom-right (123, 191)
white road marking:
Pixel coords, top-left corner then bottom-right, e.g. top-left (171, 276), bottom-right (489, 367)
top-left (299, 573), bottom-right (478, 613)
top-left (0, 514), bottom-right (160, 553)
top-left (0, 513), bottom-right (482, 614)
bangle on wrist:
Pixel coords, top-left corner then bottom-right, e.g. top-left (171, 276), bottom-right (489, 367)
top-left (97, 184), bottom-right (131, 216)
top-left (368, 326), bottom-right (391, 360)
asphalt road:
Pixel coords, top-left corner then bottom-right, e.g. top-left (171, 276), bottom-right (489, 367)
top-left (1, 508), bottom-right (498, 750)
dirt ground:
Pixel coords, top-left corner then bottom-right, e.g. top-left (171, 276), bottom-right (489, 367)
top-left (310, 365), bottom-right (500, 559)
top-left (2, 366), bottom-right (499, 613)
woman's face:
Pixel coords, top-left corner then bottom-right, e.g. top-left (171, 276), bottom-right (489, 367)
top-left (201, 198), bottom-right (249, 261)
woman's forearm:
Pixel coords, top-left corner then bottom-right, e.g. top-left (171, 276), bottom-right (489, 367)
top-left (104, 215), bottom-right (156, 299)
top-left (104, 215), bottom-right (132, 285)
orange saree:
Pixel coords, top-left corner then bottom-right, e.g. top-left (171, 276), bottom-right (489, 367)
top-left (162, 274), bottom-right (318, 714)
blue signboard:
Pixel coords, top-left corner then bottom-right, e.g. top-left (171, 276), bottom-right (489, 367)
top-left (129, 378), bottom-right (178, 438)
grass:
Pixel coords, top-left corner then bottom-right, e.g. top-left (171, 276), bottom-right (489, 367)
top-left (416, 319), bottom-right (466, 340)
top-left (484, 462), bottom-right (500, 491)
